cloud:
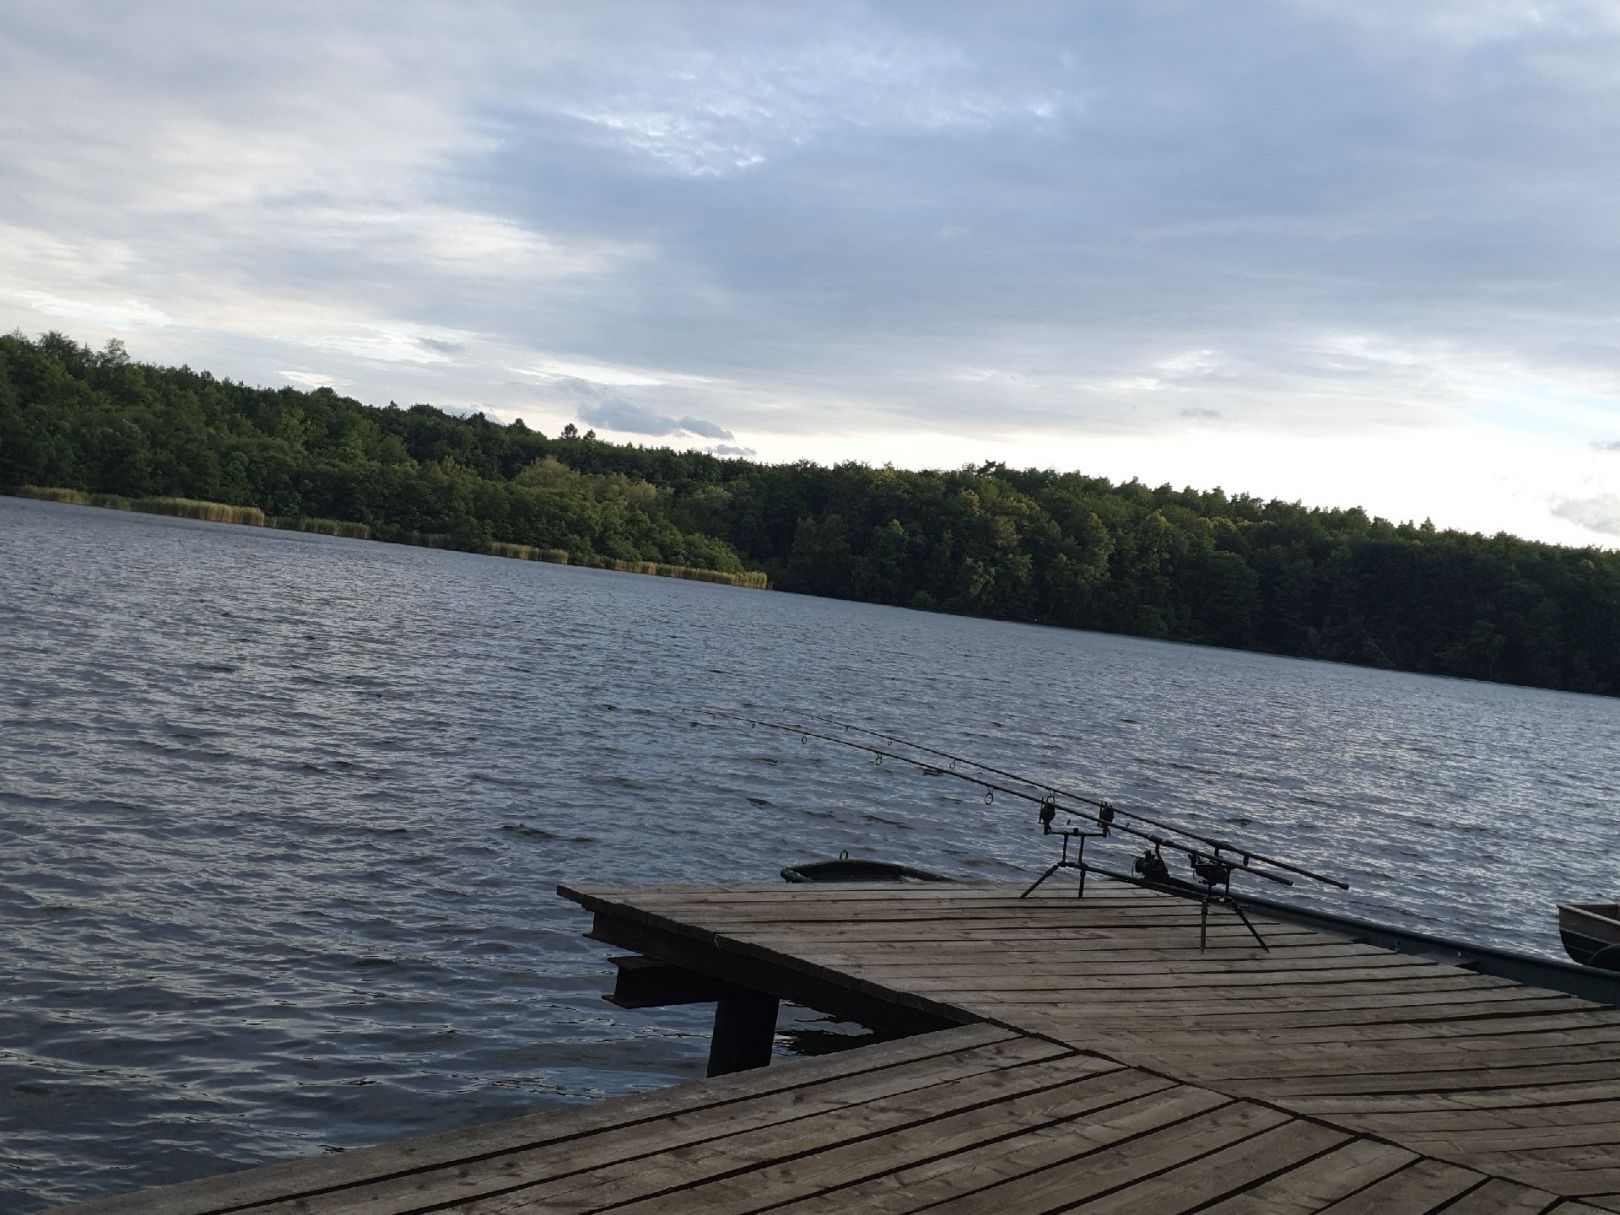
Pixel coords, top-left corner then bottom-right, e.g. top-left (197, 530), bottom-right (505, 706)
top-left (543, 22), bottom-right (1070, 178)
top-left (416, 337), bottom-right (465, 356)
top-left (1551, 495), bottom-right (1620, 538)
top-left (707, 443), bottom-right (756, 457)
top-left (514, 357), bottom-right (706, 388)
top-left (279, 370), bottom-right (345, 390)
top-left (12, 289), bottom-right (171, 330)
top-left (672, 415), bottom-right (732, 439)
top-left (575, 396), bottom-right (733, 440)
top-left (523, 371), bottom-right (734, 439)
top-left (1180, 407), bottom-right (1222, 420)
top-left (1592, 439), bottom-right (1620, 452)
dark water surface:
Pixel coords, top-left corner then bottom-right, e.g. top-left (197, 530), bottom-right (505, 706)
top-left (2, 495), bottom-right (1616, 1211)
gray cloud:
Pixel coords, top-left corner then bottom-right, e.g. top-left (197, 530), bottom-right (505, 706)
top-left (1593, 440), bottom-right (1620, 452)
top-left (417, 337), bottom-right (466, 355)
top-left (575, 396), bottom-right (733, 441)
top-left (1552, 495), bottom-right (1620, 538)
top-left (1180, 408), bottom-right (1222, 420)
top-left (674, 416), bottom-right (732, 439)
top-left (529, 373), bottom-right (735, 439)
top-left (707, 443), bottom-right (756, 457)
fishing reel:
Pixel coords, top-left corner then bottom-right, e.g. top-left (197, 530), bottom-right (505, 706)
top-left (1132, 843), bottom-right (1170, 884)
top-left (1190, 852), bottom-right (1235, 891)
top-left (1009, 784), bottom-right (1302, 954)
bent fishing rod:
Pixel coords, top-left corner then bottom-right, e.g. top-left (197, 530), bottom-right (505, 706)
top-left (802, 711), bottom-right (1348, 891)
top-left (702, 708), bottom-right (1338, 890)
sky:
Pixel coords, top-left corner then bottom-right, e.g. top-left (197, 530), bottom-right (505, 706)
top-left (4, 1), bottom-right (1620, 547)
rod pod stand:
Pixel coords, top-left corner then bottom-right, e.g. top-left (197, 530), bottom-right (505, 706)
top-left (1021, 827), bottom-right (1270, 952)
top-left (1020, 796), bottom-right (1110, 899)
top-left (1020, 825), bottom-right (1107, 899)
top-left (1193, 874), bottom-right (1269, 952)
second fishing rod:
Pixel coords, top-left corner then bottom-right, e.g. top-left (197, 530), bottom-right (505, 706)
top-left (801, 711), bottom-right (1349, 890)
top-left (703, 708), bottom-right (1312, 889)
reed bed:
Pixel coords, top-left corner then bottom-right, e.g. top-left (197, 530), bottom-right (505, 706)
top-left (607, 558), bottom-right (768, 588)
top-left (487, 542), bottom-right (570, 563)
top-left (483, 542), bottom-right (759, 584)
top-left (269, 516), bottom-right (372, 539)
top-left (131, 497), bottom-right (265, 525)
top-left (16, 485), bottom-right (91, 505)
top-left (16, 486), bottom-right (263, 525)
top-left (394, 531), bottom-right (456, 550)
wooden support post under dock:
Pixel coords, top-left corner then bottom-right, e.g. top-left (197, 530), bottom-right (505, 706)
top-left (606, 952), bottom-right (783, 1077)
top-left (41, 881), bottom-right (1620, 1215)
top-left (707, 987), bottom-right (780, 1076)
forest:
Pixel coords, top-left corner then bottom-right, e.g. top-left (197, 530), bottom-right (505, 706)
top-left (4, 330), bottom-right (1619, 696)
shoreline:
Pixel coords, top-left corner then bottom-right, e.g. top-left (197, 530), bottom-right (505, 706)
top-left (7, 487), bottom-right (771, 589)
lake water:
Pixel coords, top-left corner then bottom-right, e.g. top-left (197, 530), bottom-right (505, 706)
top-left (2, 494), bottom-right (1616, 1212)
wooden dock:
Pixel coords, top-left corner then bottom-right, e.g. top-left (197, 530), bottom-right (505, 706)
top-left (52, 882), bottom-right (1620, 1214)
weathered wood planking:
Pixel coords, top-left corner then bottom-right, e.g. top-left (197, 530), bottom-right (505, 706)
top-left (48, 1031), bottom-right (1453, 1215)
top-left (44, 880), bottom-right (1620, 1215)
top-left (565, 880), bottom-right (1620, 1208)
top-left (48, 1024), bottom-right (1029, 1215)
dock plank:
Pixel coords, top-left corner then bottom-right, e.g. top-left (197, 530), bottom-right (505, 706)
top-left (1438, 1178), bottom-right (1566, 1214)
top-left (51, 1025), bottom-right (1014, 1215)
top-left (252, 1036), bottom-right (1089, 1215)
top-left (1061, 1119), bottom-right (1351, 1214)
top-left (1310, 1158), bottom-right (1485, 1213)
top-left (1196, 1139), bottom-right (1418, 1215)
top-left (899, 1101), bottom-right (1298, 1214)
top-left (598, 1071), bottom-right (1212, 1215)
top-left (454, 1056), bottom-right (1171, 1215)
top-left (897, 968), bottom-right (1498, 994)
top-left (760, 1084), bottom-right (1235, 1214)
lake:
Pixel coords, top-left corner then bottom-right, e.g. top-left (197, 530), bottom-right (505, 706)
top-left (2, 494), bottom-right (1615, 1212)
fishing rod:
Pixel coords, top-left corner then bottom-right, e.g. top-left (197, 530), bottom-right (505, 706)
top-left (702, 708), bottom-right (1307, 889)
top-left (802, 712), bottom-right (1349, 891)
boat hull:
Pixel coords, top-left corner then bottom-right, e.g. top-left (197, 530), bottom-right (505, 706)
top-left (1557, 903), bottom-right (1620, 971)
top-left (781, 857), bottom-right (954, 883)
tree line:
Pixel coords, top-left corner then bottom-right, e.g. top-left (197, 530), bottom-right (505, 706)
top-left (4, 330), bottom-right (1618, 695)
